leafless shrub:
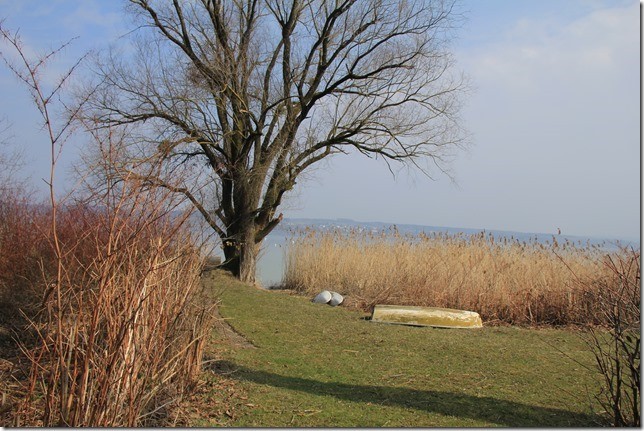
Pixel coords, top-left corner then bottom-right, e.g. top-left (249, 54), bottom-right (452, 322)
top-left (579, 249), bottom-right (640, 427)
top-left (0, 24), bottom-right (216, 427)
top-left (15, 184), bottom-right (214, 427)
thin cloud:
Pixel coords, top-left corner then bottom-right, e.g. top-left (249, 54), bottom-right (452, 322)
top-left (61, 1), bottom-right (124, 38)
top-left (452, 2), bottom-right (638, 239)
top-left (463, 3), bottom-right (636, 92)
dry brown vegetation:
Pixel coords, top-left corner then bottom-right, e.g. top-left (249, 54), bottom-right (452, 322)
top-left (283, 227), bottom-right (639, 327)
top-left (0, 24), bottom-right (218, 425)
top-left (0, 178), bottom-right (216, 426)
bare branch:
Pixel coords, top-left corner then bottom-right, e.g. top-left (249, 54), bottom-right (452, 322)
top-left (81, 0), bottom-right (468, 282)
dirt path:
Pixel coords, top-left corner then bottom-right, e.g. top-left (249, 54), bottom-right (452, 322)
top-left (211, 305), bottom-right (256, 349)
top-left (201, 270), bottom-right (256, 350)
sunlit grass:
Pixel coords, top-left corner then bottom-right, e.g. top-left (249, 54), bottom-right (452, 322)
top-left (199, 271), bottom-right (604, 427)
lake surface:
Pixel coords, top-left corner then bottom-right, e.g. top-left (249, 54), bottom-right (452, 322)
top-left (256, 232), bottom-right (291, 287)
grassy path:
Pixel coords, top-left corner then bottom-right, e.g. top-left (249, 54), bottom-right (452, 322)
top-left (194, 271), bottom-right (604, 427)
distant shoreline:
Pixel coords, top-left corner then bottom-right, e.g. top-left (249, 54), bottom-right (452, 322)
top-left (271, 217), bottom-right (639, 248)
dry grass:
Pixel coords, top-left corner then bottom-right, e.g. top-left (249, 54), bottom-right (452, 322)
top-left (283, 227), bottom-right (637, 327)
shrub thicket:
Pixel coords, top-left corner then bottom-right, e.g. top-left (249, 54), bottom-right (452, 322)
top-left (0, 183), bottom-right (215, 427)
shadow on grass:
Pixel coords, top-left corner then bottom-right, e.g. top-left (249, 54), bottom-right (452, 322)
top-left (212, 360), bottom-right (602, 427)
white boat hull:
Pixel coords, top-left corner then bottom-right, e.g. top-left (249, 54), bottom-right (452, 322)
top-left (371, 305), bottom-right (483, 329)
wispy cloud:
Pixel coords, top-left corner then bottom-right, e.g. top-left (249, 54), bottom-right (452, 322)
top-left (464, 3), bottom-right (636, 94)
top-left (61, 0), bottom-right (125, 39)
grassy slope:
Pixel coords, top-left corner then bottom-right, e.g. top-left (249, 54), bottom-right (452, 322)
top-left (199, 271), bottom-right (604, 427)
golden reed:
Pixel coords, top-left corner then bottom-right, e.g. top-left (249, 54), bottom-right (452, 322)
top-left (283, 227), bottom-right (638, 326)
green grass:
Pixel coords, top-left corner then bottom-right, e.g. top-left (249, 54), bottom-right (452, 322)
top-left (198, 271), bottom-right (604, 427)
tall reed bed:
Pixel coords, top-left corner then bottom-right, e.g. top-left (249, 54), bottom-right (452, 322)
top-left (283, 227), bottom-right (637, 326)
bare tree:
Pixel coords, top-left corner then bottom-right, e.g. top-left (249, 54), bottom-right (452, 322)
top-left (85, 0), bottom-right (467, 283)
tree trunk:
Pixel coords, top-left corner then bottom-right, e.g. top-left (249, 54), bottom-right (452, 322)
top-left (238, 238), bottom-right (258, 284)
top-left (220, 222), bottom-right (260, 284)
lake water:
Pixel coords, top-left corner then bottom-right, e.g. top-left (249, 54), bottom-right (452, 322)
top-left (256, 232), bottom-right (291, 287)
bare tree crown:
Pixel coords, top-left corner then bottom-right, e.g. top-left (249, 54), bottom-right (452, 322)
top-left (84, 0), bottom-right (467, 281)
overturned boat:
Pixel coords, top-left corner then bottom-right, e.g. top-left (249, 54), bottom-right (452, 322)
top-left (371, 304), bottom-right (482, 329)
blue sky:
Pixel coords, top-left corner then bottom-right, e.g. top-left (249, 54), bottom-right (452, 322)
top-left (0, 0), bottom-right (640, 241)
